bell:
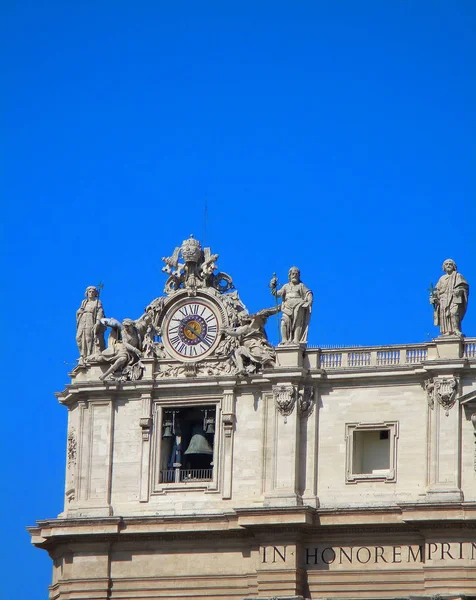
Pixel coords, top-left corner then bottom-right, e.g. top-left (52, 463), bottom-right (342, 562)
top-left (184, 424), bottom-right (214, 455)
top-left (162, 420), bottom-right (173, 438)
top-left (204, 418), bottom-right (215, 435)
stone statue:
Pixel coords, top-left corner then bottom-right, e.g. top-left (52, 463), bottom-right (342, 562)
top-left (430, 259), bottom-right (469, 337)
top-left (270, 267), bottom-right (313, 344)
top-left (97, 315), bottom-right (150, 381)
top-left (222, 307), bottom-right (277, 375)
top-left (76, 286), bottom-right (106, 363)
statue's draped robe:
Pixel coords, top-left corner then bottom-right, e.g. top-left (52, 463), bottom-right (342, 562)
top-left (230, 322), bottom-right (275, 366)
top-left (434, 271), bottom-right (469, 334)
top-left (76, 299), bottom-right (105, 357)
top-left (279, 282), bottom-right (313, 343)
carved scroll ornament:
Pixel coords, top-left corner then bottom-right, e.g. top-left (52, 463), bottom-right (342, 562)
top-left (297, 385), bottom-right (315, 418)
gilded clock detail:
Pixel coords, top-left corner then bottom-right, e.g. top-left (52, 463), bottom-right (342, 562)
top-left (165, 301), bottom-right (220, 360)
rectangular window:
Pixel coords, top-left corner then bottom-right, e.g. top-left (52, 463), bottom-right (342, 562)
top-left (156, 405), bottom-right (217, 487)
top-left (345, 422), bottom-right (398, 483)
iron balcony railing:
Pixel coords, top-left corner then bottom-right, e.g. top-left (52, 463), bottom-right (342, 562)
top-left (160, 468), bottom-right (213, 483)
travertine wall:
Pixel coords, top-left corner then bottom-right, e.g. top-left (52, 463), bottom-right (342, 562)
top-left (317, 382), bottom-right (428, 506)
top-left (61, 346), bottom-right (476, 518)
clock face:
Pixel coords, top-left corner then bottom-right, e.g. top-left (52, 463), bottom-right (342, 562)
top-left (164, 300), bottom-right (221, 360)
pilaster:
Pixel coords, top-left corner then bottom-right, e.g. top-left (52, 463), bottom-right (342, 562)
top-left (262, 382), bottom-right (300, 506)
top-left (221, 385), bottom-right (236, 499)
top-left (264, 346), bottom-right (309, 507)
top-left (425, 374), bottom-right (462, 501)
top-left (299, 384), bottom-right (319, 508)
top-left (70, 396), bottom-right (115, 516)
top-left (139, 393), bottom-right (153, 502)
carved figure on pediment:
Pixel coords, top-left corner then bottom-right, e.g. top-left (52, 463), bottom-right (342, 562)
top-left (270, 267), bottom-right (313, 344)
top-left (76, 286), bottom-right (106, 362)
top-left (161, 235), bottom-right (234, 296)
top-left (223, 307), bottom-right (277, 376)
top-left (92, 314), bottom-right (150, 381)
top-left (430, 259), bottom-right (469, 336)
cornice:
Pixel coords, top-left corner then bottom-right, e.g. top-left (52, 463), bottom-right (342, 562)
top-left (28, 502), bottom-right (476, 550)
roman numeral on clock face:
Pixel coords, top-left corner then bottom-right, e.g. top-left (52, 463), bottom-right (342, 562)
top-left (167, 301), bottom-right (220, 358)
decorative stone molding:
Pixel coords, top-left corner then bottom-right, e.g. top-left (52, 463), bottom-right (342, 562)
top-left (222, 388), bottom-right (235, 438)
top-left (139, 417), bottom-right (152, 441)
top-left (424, 378), bottom-right (435, 409)
top-left (184, 363), bottom-right (197, 378)
top-left (434, 377), bottom-right (458, 416)
top-left (67, 428), bottom-right (77, 468)
top-left (297, 385), bottom-right (314, 418)
top-left (156, 358), bottom-right (236, 379)
top-left (272, 384), bottom-right (296, 422)
top-left (222, 414), bottom-right (235, 438)
top-left (424, 376), bottom-right (458, 416)
top-left (65, 487), bottom-right (75, 503)
top-left (345, 421), bottom-right (398, 484)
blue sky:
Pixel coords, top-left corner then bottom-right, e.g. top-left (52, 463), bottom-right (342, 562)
top-left (1, 2), bottom-right (475, 597)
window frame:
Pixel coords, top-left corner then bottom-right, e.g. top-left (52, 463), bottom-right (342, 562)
top-left (151, 398), bottom-right (222, 495)
top-left (345, 421), bottom-right (399, 484)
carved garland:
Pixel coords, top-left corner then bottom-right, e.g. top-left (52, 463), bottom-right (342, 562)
top-left (67, 428), bottom-right (77, 468)
top-left (66, 428), bottom-right (77, 503)
top-left (156, 358), bottom-right (236, 379)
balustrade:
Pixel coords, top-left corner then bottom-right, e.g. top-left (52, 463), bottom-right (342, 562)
top-left (316, 339), bottom-right (475, 370)
top-left (319, 345), bottom-right (429, 369)
top-left (465, 342), bottom-right (476, 359)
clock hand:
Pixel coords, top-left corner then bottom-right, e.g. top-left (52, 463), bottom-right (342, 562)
top-left (181, 320), bottom-right (212, 347)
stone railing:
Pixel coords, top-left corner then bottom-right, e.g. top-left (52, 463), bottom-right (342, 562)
top-left (316, 339), bottom-right (476, 369)
top-left (319, 345), bottom-right (427, 369)
top-left (465, 341), bottom-right (476, 359)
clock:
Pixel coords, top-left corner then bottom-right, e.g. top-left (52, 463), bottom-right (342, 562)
top-left (163, 298), bottom-right (222, 361)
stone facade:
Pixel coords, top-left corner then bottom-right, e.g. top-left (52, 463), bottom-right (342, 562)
top-left (29, 243), bottom-right (476, 600)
